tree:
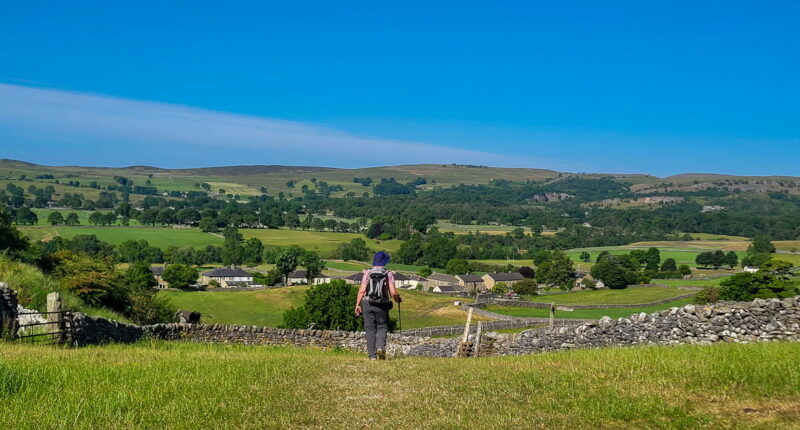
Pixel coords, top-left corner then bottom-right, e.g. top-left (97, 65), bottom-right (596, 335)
top-left (678, 265), bottom-right (692, 277)
top-left (534, 251), bottom-right (575, 290)
top-left (445, 259), bottom-right (471, 275)
top-left (241, 238), bottom-right (264, 266)
top-left (417, 267), bottom-right (433, 277)
top-left (124, 263), bottom-right (157, 291)
top-left (0, 206), bottom-right (28, 255)
top-left (518, 266), bottom-right (535, 279)
top-left (590, 256), bottom-right (638, 289)
top-left (302, 251), bottom-right (326, 281)
top-left (55, 251), bottom-right (122, 307)
top-left (724, 251), bottom-right (739, 269)
top-left (660, 258), bottom-right (677, 272)
top-left (695, 252), bottom-right (714, 269)
top-left (579, 251), bottom-right (591, 262)
top-left (162, 264), bottom-right (199, 289)
top-left (333, 238), bottom-right (371, 261)
top-left (276, 249), bottom-right (300, 284)
top-left (284, 211), bottom-right (300, 229)
top-left (645, 247), bottom-right (661, 272)
top-left (711, 250), bottom-right (726, 269)
top-left (14, 207), bottom-right (38, 225)
top-left (531, 249), bottom-right (552, 266)
top-left (88, 211), bottom-right (103, 226)
top-left (512, 278), bottom-right (538, 295)
top-left (748, 235), bottom-right (776, 255)
top-left (47, 211), bottom-right (65, 225)
top-left (221, 227), bottom-right (244, 266)
top-left (65, 212), bottom-right (80, 226)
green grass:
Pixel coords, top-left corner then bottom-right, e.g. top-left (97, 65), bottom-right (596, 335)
top-left (527, 287), bottom-right (693, 305)
top-left (240, 228), bottom-right (403, 257)
top-left (159, 288), bottom-right (479, 329)
top-left (655, 277), bottom-right (729, 288)
top-left (1, 341), bottom-right (799, 428)
top-left (18, 226), bottom-right (222, 249)
top-left (30, 208), bottom-right (145, 226)
top-left (325, 260), bottom-right (369, 271)
top-left (486, 298), bottom-right (695, 320)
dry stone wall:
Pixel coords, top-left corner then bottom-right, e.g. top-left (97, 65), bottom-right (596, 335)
top-left (53, 295), bottom-right (800, 358)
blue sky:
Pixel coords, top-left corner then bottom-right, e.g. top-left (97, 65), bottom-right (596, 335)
top-left (1, 1), bottom-right (798, 176)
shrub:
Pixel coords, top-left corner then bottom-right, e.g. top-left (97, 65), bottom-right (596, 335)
top-left (281, 280), bottom-right (396, 331)
top-left (491, 282), bottom-right (509, 295)
top-left (162, 265), bottom-right (199, 289)
top-left (511, 278), bottom-right (538, 295)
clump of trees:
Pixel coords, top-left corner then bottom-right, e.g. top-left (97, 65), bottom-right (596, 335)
top-left (695, 260), bottom-right (798, 304)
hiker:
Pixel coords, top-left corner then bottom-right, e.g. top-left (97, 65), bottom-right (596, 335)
top-left (354, 251), bottom-right (401, 360)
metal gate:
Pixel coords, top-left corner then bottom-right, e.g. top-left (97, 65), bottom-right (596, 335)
top-left (16, 309), bottom-right (73, 345)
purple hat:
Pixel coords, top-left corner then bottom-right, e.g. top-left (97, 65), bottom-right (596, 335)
top-left (372, 251), bottom-right (390, 266)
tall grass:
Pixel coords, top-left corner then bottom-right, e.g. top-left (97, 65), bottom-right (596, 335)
top-left (0, 341), bottom-right (798, 428)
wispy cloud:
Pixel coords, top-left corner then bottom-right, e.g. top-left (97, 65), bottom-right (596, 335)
top-left (0, 83), bottom-right (565, 169)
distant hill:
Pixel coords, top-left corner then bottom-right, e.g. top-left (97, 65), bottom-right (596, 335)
top-left (1, 159), bottom-right (798, 198)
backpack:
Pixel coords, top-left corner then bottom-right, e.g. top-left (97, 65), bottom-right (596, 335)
top-left (365, 268), bottom-right (390, 304)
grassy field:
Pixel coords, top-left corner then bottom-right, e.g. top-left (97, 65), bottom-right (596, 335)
top-left (435, 221), bottom-right (532, 235)
top-left (528, 287), bottom-right (693, 305)
top-left (30, 208), bottom-right (145, 226)
top-left (2, 341), bottom-right (799, 428)
top-left (486, 298), bottom-right (695, 320)
top-left (159, 288), bottom-right (480, 329)
top-left (240, 228), bottom-right (403, 256)
top-left (18, 225), bottom-right (222, 248)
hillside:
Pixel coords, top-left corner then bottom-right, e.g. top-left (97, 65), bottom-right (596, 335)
top-left (3, 159), bottom-right (799, 198)
top-left (1, 341), bottom-right (798, 428)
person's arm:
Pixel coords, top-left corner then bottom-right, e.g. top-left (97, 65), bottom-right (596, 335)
top-left (355, 271), bottom-right (368, 315)
top-left (388, 272), bottom-right (401, 303)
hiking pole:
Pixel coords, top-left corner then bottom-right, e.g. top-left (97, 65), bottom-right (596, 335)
top-left (397, 299), bottom-right (402, 332)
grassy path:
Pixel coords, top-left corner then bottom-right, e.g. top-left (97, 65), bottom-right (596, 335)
top-left (1, 341), bottom-right (798, 428)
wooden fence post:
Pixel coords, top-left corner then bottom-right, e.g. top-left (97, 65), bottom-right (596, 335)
top-left (549, 302), bottom-right (555, 328)
top-left (47, 292), bottom-right (66, 343)
top-left (474, 321), bottom-right (483, 358)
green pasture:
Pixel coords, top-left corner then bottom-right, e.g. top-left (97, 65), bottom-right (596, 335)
top-left (528, 287), bottom-right (693, 305)
top-left (18, 226), bottom-right (222, 248)
top-left (2, 341), bottom-right (799, 428)
top-left (240, 228), bottom-right (403, 256)
top-left (486, 298), bottom-right (694, 320)
top-left (159, 288), bottom-right (479, 329)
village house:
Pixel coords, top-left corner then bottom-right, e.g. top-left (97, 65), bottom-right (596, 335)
top-left (150, 266), bottom-right (169, 289)
top-left (345, 271), bottom-right (424, 289)
top-left (482, 272), bottom-right (525, 289)
top-left (574, 272), bottom-right (605, 290)
top-left (200, 266), bottom-right (253, 288)
top-left (455, 274), bottom-right (484, 292)
top-left (427, 273), bottom-right (458, 289)
top-left (400, 274), bottom-right (428, 289)
top-left (312, 273), bottom-right (337, 285)
top-left (287, 270), bottom-right (307, 285)
top-left (743, 266), bottom-right (760, 274)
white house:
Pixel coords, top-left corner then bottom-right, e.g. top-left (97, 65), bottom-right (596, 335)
top-left (743, 266), bottom-right (760, 274)
top-left (200, 266), bottom-right (253, 288)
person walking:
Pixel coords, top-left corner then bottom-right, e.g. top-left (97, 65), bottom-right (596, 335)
top-left (354, 251), bottom-right (401, 360)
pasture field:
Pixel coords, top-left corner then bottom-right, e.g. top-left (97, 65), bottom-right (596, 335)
top-left (435, 221), bottom-right (532, 235)
top-left (681, 232), bottom-right (751, 241)
top-left (17, 226), bottom-right (222, 248)
top-left (486, 298), bottom-right (694, 320)
top-left (776, 241), bottom-right (800, 252)
top-left (240, 228), bottom-right (403, 257)
top-left (655, 277), bottom-right (729, 288)
top-left (30, 208), bottom-right (143, 226)
top-left (1, 341), bottom-right (798, 428)
top-left (527, 287), bottom-right (693, 305)
top-left (564, 247), bottom-right (748, 268)
top-left (629, 240), bottom-right (750, 251)
top-left (159, 288), bottom-right (480, 329)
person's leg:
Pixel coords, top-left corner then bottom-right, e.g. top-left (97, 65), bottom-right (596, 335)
top-left (362, 301), bottom-right (377, 359)
top-left (374, 303), bottom-right (390, 357)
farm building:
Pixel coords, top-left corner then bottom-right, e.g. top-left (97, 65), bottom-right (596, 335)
top-left (150, 266), bottom-right (169, 289)
top-left (201, 266), bottom-right (252, 288)
top-left (482, 272), bottom-right (525, 289)
top-left (742, 266), bottom-right (760, 274)
top-left (396, 273), bottom-right (427, 289)
top-left (432, 285), bottom-right (460, 294)
top-left (427, 273), bottom-right (458, 288)
top-left (455, 274), bottom-right (484, 292)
